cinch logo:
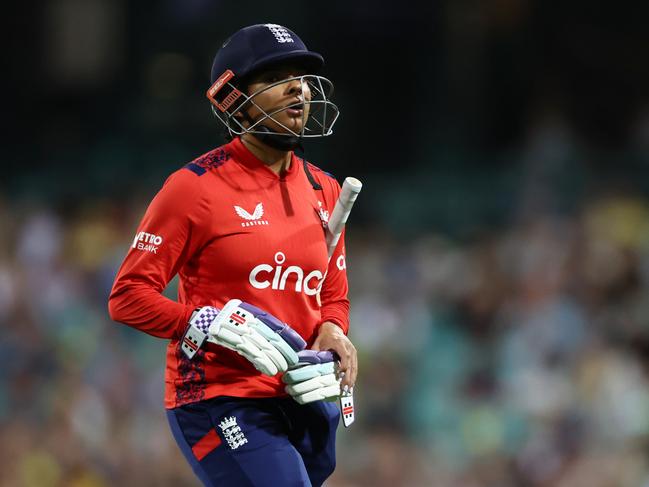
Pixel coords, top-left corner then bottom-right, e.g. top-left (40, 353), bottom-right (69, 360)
top-left (132, 231), bottom-right (163, 253)
top-left (249, 251), bottom-right (323, 296)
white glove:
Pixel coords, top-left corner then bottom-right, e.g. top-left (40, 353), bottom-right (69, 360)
top-left (282, 350), bottom-right (342, 404)
top-left (181, 299), bottom-right (306, 376)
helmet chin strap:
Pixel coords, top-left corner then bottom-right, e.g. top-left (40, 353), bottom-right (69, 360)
top-left (254, 126), bottom-right (303, 151)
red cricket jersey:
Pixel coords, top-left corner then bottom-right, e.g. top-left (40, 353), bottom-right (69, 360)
top-left (108, 137), bottom-right (349, 409)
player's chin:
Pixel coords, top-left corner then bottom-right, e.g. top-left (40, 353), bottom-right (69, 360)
top-left (272, 116), bottom-right (306, 134)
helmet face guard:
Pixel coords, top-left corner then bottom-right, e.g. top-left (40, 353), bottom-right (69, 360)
top-left (206, 70), bottom-right (340, 141)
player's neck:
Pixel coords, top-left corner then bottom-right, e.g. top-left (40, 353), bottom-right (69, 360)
top-left (240, 135), bottom-right (291, 175)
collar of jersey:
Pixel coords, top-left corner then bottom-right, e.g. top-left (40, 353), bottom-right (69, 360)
top-left (228, 137), bottom-right (299, 181)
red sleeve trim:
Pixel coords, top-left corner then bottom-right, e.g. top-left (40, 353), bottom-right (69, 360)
top-left (320, 300), bottom-right (350, 335)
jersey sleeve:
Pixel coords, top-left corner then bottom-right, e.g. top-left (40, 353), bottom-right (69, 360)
top-left (318, 176), bottom-right (351, 334)
top-left (108, 169), bottom-right (211, 339)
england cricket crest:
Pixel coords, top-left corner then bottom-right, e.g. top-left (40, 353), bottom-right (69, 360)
top-left (340, 393), bottom-right (355, 427)
top-left (218, 416), bottom-right (248, 450)
top-left (316, 200), bottom-right (330, 227)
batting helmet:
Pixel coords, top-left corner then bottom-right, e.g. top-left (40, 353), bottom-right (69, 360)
top-left (206, 24), bottom-right (339, 150)
top-left (210, 24), bottom-right (324, 86)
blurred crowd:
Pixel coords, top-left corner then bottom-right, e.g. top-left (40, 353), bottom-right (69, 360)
top-left (2, 178), bottom-right (649, 486)
top-left (341, 193), bottom-right (649, 486)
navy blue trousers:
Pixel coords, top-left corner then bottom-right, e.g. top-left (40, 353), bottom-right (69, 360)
top-left (167, 396), bottom-right (340, 486)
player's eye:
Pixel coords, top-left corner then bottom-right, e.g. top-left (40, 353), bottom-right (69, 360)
top-left (263, 72), bottom-right (282, 83)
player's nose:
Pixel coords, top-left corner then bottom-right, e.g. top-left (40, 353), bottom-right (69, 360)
top-left (284, 77), bottom-right (303, 97)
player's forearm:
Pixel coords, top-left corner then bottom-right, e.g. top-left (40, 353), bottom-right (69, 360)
top-left (108, 280), bottom-right (195, 339)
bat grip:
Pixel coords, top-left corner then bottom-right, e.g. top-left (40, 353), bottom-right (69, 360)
top-left (326, 177), bottom-right (362, 258)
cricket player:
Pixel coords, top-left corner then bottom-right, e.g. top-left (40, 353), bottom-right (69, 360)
top-left (108, 23), bottom-right (357, 486)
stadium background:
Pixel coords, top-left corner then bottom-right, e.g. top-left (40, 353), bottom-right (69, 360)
top-left (4, 1), bottom-right (649, 485)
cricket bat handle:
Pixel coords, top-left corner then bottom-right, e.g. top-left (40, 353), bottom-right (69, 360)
top-left (327, 177), bottom-right (362, 258)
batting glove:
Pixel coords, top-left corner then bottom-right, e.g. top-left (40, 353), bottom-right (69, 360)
top-left (181, 299), bottom-right (306, 376)
top-left (282, 350), bottom-right (342, 404)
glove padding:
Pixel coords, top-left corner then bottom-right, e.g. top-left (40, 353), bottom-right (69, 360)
top-left (184, 299), bottom-right (306, 376)
top-left (283, 350), bottom-right (342, 404)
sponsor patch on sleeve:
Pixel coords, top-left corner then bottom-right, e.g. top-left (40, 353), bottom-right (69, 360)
top-left (132, 231), bottom-right (163, 254)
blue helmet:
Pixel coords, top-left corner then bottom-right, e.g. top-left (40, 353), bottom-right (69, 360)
top-left (210, 24), bottom-right (324, 85)
top-left (207, 24), bottom-right (339, 150)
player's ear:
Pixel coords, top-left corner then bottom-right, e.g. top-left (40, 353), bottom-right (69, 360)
top-left (232, 95), bottom-right (254, 128)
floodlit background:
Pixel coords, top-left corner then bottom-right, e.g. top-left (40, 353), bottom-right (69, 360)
top-left (4, 1), bottom-right (649, 486)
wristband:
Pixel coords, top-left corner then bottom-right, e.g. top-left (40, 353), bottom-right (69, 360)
top-left (181, 306), bottom-right (219, 359)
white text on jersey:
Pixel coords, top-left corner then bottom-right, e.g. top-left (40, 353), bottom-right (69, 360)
top-left (249, 251), bottom-right (323, 296)
top-left (234, 203), bottom-right (270, 227)
top-left (132, 231), bottom-right (163, 254)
